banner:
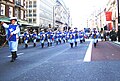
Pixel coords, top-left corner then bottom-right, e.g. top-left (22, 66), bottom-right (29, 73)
top-left (108, 23), bottom-right (112, 30)
top-left (105, 12), bottom-right (112, 21)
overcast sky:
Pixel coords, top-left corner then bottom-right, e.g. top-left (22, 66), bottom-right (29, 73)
top-left (63, 0), bottom-right (109, 29)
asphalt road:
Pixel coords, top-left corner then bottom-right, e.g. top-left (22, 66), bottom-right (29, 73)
top-left (0, 40), bottom-right (120, 81)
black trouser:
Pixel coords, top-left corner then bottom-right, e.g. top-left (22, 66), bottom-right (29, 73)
top-left (80, 40), bottom-right (82, 43)
top-left (56, 41), bottom-right (58, 45)
top-left (75, 42), bottom-right (77, 47)
top-left (48, 42), bottom-right (50, 46)
top-left (94, 43), bottom-right (96, 48)
top-left (41, 43), bottom-right (44, 48)
top-left (59, 39), bottom-right (61, 44)
top-left (70, 43), bottom-right (73, 48)
top-left (33, 43), bottom-right (36, 47)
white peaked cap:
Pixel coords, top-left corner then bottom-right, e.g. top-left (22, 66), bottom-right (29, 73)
top-left (33, 29), bottom-right (36, 32)
top-left (24, 29), bottom-right (28, 31)
top-left (41, 29), bottom-right (44, 31)
top-left (10, 17), bottom-right (17, 21)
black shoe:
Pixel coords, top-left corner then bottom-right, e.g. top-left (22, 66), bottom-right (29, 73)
top-left (50, 43), bottom-right (52, 46)
top-left (10, 59), bottom-right (15, 62)
top-left (25, 44), bottom-right (28, 48)
top-left (75, 42), bottom-right (77, 47)
top-left (94, 43), bottom-right (96, 48)
top-left (56, 41), bottom-right (58, 45)
top-left (34, 43), bottom-right (36, 47)
top-left (70, 43), bottom-right (73, 48)
top-left (48, 43), bottom-right (49, 47)
top-left (80, 40), bottom-right (82, 43)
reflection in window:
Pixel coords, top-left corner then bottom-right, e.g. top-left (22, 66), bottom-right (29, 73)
top-left (33, 1), bottom-right (36, 7)
top-left (9, 7), bottom-right (13, 17)
top-left (1, 4), bottom-right (5, 15)
top-left (29, 1), bottom-right (32, 8)
top-left (29, 19), bottom-right (32, 23)
top-left (29, 14), bottom-right (32, 17)
top-left (29, 10), bottom-right (32, 14)
top-left (33, 19), bottom-right (36, 23)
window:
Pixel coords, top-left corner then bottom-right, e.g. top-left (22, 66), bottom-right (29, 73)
top-left (29, 1), bottom-right (32, 8)
top-left (33, 19), bottom-right (36, 23)
top-left (29, 10), bottom-right (32, 14)
top-left (29, 19), bottom-right (32, 23)
top-left (33, 9), bottom-right (36, 13)
top-left (21, 0), bottom-right (23, 6)
top-left (33, 14), bottom-right (36, 17)
top-left (15, 9), bottom-right (19, 18)
top-left (29, 1), bottom-right (32, 4)
top-left (9, 0), bottom-right (13, 2)
top-left (1, 4), bottom-right (5, 15)
top-left (9, 7), bottom-right (13, 17)
top-left (33, 10), bottom-right (36, 17)
top-left (21, 10), bottom-right (24, 19)
top-left (29, 14), bottom-right (32, 17)
top-left (33, 1), bottom-right (36, 7)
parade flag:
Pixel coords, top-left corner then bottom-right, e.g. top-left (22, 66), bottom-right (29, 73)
top-left (105, 12), bottom-right (112, 21)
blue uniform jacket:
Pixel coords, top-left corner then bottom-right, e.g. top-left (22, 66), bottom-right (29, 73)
top-left (7, 25), bottom-right (17, 41)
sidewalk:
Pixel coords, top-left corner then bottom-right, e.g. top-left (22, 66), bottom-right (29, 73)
top-left (91, 41), bottom-right (120, 61)
top-left (113, 41), bottom-right (120, 46)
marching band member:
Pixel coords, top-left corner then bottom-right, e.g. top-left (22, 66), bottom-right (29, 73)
top-left (62, 31), bottom-right (66, 43)
top-left (1, 17), bottom-right (20, 62)
top-left (47, 30), bottom-right (53, 46)
top-left (79, 30), bottom-right (84, 43)
top-left (92, 29), bottom-right (98, 48)
top-left (32, 30), bottom-right (37, 47)
top-left (39, 30), bottom-right (45, 48)
top-left (68, 29), bottom-right (74, 48)
top-left (74, 28), bottom-right (79, 47)
top-left (24, 29), bottom-right (29, 48)
top-left (58, 31), bottom-right (62, 44)
top-left (54, 31), bottom-right (59, 45)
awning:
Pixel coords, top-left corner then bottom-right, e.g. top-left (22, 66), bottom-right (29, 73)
top-left (55, 20), bottom-right (63, 24)
top-left (0, 16), bottom-right (10, 22)
top-left (18, 19), bottom-right (33, 26)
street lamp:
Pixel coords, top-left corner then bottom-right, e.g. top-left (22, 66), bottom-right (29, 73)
top-left (117, 0), bottom-right (120, 42)
top-left (53, 6), bottom-right (55, 30)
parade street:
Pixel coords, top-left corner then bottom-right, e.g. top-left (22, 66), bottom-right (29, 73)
top-left (0, 40), bottom-right (120, 81)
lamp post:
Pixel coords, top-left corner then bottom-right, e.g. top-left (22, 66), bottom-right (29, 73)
top-left (53, 6), bottom-right (55, 30)
top-left (117, 0), bottom-right (120, 42)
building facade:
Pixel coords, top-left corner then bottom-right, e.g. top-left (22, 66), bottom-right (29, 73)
top-left (0, 0), bottom-right (26, 19)
top-left (26, 0), bottom-right (56, 31)
top-left (0, 0), bottom-right (26, 46)
top-left (55, 0), bottom-right (70, 31)
top-left (25, 0), bottom-right (70, 32)
top-left (106, 0), bottom-right (118, 31)
top-left (87, 0), bottom-right (119, 32)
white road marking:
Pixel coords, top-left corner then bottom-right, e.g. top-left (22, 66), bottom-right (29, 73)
top-left (84, 40), bottom-right (93, 62)
top-left (7, 53), bottom-right (24, 58)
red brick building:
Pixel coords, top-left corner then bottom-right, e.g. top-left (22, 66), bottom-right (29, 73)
top-left (0, 0), bottom-right (26, 46)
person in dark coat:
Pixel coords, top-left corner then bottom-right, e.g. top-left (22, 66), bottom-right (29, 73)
top-left (110, 29), bottom-right (117, 41)
top-left (117, 29), bottom-right (120, 42)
